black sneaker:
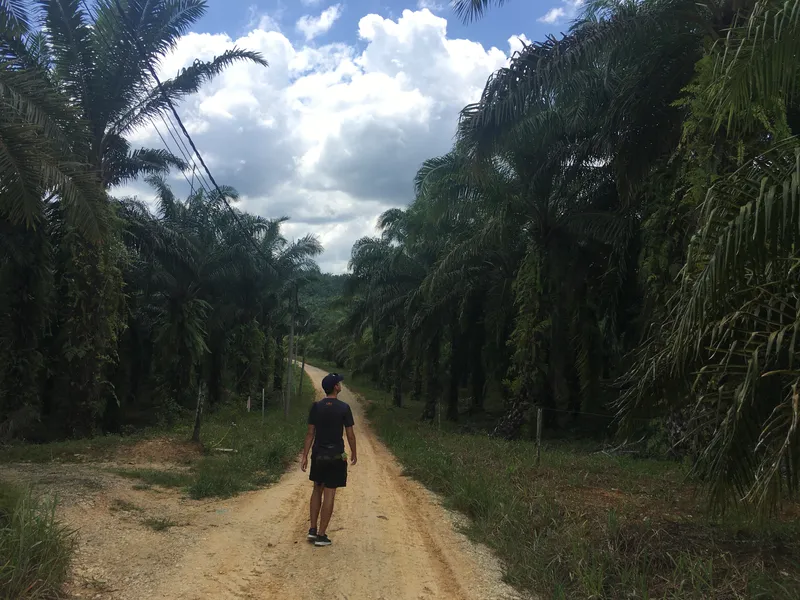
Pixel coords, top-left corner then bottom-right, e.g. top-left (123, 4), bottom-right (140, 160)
top-left (307, 528), bottom-right (317, 541)
top-left (314, 534), bottom-right (332, 547)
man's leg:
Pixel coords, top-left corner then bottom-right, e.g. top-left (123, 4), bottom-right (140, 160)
top-left (309, 483), bottom-right (324, 531)
top-left (317, 487), bottom-right (337, 535)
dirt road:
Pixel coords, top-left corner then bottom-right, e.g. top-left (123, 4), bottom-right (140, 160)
top-left (141, 364), bottom-right (522, 600)
top-left (3, 365), bottom-right (525, 600)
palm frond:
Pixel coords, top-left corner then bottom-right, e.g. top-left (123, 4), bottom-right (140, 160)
top-left (110, 48), bottom-right (268, 136)
top-left (709, 0), bottom-right (800, 135)
top-left (0, 0), bottom-right (31, 36)
top-left (451, 0), bottom-right (508, 23)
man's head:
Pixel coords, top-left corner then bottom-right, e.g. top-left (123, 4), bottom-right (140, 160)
top-left (322, 373), bottom-right (344, 396)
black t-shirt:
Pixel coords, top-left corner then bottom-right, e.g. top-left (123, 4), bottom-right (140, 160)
top-left (308, 397), bottom-right (354, 457)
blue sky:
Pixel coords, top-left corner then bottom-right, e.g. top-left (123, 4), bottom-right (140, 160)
top-left (123, 1), bottom-right (584, 271)
top-left (198, 1), bottom-right (573, 48)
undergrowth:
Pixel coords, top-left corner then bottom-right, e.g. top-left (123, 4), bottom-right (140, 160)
top-left (324, 363), bottom-right (800, 600)
top-left (113, 366), bottom-right (312, 499)
top-left (0, 480), bottom-right (75, 600)
top-left (0, 433), bottom-right (140, 464)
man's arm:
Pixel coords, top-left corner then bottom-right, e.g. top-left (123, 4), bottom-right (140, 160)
top-left (345, 426), bottom-right (357, 465)
top-left (301, 424), bottom-right (315, 472)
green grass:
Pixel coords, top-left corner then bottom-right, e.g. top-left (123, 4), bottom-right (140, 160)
top-left (0, 433), bottom-right (140, 464)
top-left (112, 467), bottom-right (194, 489)
top-left (0, 480), bottom-right (75, 600)
top-left (324, 364), bottom-right (800, 600)
top-left (106, 366), bottom-right (313, 499)
top-left (142, 516), bottom-right (176, 532)
top-left (109, 498), bottom-right (142, 513)
top-left (4, 367), bottom-right (314, 502)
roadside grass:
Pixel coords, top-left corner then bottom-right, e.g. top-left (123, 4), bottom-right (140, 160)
top-left (320, 362), bottom-right (800, 600)
top-left (0, 433), bottom-right (142, 464)
top-left (1, 366), bottom-right (313, 502)
top-left (112, 467), bottom-right (194, 489)
top-left (109, 498), bottom-right (142, 513)
top-left (142, 516), bottom-right (176, 532)
top-left (112, 366), bottom-right (313, 499)
top-left (0, 480), bottom-right (75, 600)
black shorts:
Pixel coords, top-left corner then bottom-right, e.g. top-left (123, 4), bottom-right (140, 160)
top-left (309, 456), bottom-right (347, 488)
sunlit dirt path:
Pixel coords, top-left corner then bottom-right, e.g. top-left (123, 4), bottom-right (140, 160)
top-left (139, 364), bottom-right (523, 600)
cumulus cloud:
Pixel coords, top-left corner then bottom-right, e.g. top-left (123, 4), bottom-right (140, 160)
top-left (538, 0), bottom-right (584, 24)
top-left (296, 4), bottom-right (343, 41)
top-left (120, 9), bottom-right (517, 272)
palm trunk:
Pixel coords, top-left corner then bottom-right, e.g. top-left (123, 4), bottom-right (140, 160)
top-left (191, 381), bottom-right (206, 443)
top-left (273, 334), bottom-right (284, 392)
top-left (470, 321), bottom-right (486, 413)
top-left (422, 336), bottom-right (440, 421)
top-left (298, 349), bottom-right (306, 397)
top-left (447, 322), bottom-right (461, 422)
top-left (412, 360), bottom-right (423, 402)
top-left (392, 352), bottom-right (403, 408)
top-left (284, 317), bottom-right (294, 419)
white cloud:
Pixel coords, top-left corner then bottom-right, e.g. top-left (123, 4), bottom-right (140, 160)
top-left (121, 10), bottom-right (516, 272)
top-left (301, 0), bottom-right (323, 5)
top-left (417, 0), bottom-right (445, 10)
top-left (538, 0), bottom-right (584, 24)
top-left (246, 4), bottom-right (283, 33)
top-left (508, 34), bottom-right (531, 56)
top-left (296, 4), bottom-right (343, 41)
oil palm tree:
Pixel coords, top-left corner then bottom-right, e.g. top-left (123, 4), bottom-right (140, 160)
top-left (618, 0), bottom-right (800, 511)
top-left (37, 0), bottom-right (267, 186)
top-left (0, 0), bottom-right (270, 437)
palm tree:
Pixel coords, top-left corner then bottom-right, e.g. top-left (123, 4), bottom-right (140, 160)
top-left (617, 0), bottom-right (800, 512)
top-left (112, 177), bottom-right (321, 436)
top-left (0, 0), bottom-right (270, 437)
top-left (37, 0), bottom-right (267, 185)
top-left (451, 0), bottom-right (509, 23)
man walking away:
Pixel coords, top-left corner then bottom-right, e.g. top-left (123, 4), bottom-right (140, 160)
top-left (301, 373), bottom-right (357, 547)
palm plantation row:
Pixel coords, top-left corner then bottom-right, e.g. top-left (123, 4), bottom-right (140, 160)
top-left (0, 1), bottom-right (320, 441)
top-left (325, 0), bottom-right (800, 512)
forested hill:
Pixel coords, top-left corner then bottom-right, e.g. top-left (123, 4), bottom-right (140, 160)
top-left (314, 0), bottom-right (800, 515)
top-left (297, 274), bottom-right (348, 367)
top-left (302, 273), bottom-right (347, 316)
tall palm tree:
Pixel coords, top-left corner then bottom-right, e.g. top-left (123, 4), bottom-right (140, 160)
top-left (113, 177), bottom-right (321, 432)
top-left (38, 0), bottom-right (267, 186)
top-left (618, 0), bottom-right (800, 512)
top-left (0, 0), bottom-right (270, 437)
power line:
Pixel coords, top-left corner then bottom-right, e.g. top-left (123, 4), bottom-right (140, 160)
top-left (151, 119), bottom-right (204, 194)
top-left (110, 0), bottom-right (267, 260)
top-left (158, 111), bottom-right (214, 195)
top-left (79, 0), bottom-right (210, 198)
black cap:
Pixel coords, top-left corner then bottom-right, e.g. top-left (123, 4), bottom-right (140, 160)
top-left (322, 373), bottom-right (344, 394)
